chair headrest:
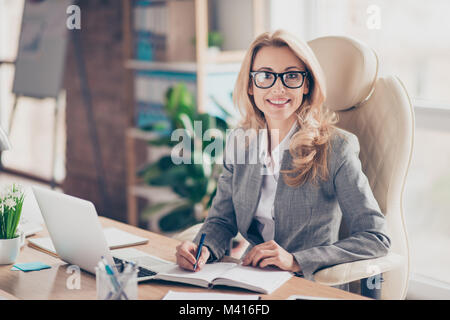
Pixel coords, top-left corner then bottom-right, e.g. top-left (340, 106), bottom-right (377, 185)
top-left (307, 36), bottom-right (378, 111)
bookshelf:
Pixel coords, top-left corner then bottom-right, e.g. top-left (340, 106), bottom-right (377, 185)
top-left (123, 0), bottom-right (267, 227)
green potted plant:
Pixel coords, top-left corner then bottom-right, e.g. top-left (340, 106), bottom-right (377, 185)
top-left (0, 184), bottom-right (25, 264)
top-left (138, 83), bottom-right (232, 233)
top-left (191, 31), bottom-right (224, 57)
top-left (207, 31), bottom-right (224, 55)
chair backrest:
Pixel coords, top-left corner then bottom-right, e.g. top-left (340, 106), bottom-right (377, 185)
top-left (308, 36), bottom-right (414, 299)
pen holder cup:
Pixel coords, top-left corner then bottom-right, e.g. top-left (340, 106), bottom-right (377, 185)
top-left (96, 265), bottom-right (138, 300)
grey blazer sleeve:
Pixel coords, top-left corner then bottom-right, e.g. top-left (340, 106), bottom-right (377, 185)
top-left (193, 133), bottom-right (238, 261)
top-left (292, 134), bottom-right (391, 281)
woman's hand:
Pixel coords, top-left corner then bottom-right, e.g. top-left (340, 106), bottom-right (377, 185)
top-left (175, 240), bottom-right (210, 272)
top-left (242, 240), bottom-right (301, 272)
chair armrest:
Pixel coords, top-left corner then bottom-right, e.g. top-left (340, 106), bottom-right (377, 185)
top-left (313, 252), bottom-right (406, 286)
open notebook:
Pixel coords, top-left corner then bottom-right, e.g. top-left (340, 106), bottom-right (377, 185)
top-left (28, 227), bottom-right (148, 256)
top-left (154, 262), bottom-right (292, 295)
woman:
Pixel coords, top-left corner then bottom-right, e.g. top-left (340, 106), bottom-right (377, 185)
top-left (175, 30), bottom-right (390, 285)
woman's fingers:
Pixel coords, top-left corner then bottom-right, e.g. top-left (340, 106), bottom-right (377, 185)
top-left (197, 246), bottom-right (210, 267)
top-left (175, 241), bottom-right (198, 270)
top-left (191, 246), bottom-right (210, 271)
top-left (242, 248), bottom-right (259, 266)
top-left (176, 252), bottom-right (196, 271)
top-left (250, 249), bottom-right (276, 267)
top-left (175, 241), bottom-right (211, 272)
top-left (258, 257), bottom-right (279, 269)
top-left (242, 240), bottom-right (277, 266)
top-left (241, 240), bottom-right (298, 271)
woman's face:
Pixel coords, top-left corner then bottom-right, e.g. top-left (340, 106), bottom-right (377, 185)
top-left (249, 45), bottom-right (309, 128)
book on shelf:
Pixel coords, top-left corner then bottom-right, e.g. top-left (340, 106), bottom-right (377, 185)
top-left (133, 1), bottom-right (168, 61)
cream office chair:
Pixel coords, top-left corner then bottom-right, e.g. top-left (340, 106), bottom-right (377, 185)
top-left (307, 36), bottom-right (414, 300)
top-left (174, 35), bottom-right (414, 300)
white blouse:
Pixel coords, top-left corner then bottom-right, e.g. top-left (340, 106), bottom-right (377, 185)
top-left (251, 121), bottom-right (299, 242)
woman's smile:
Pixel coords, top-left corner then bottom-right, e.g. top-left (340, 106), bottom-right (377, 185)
top-left (266, 98), bottom-right (291, 108)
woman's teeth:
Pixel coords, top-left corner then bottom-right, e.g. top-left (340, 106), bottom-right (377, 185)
top-left (268, 99), bottom-right (289, 105)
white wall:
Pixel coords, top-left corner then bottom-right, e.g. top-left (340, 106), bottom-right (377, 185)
top-left (213, 0), bottom-right (254, 51)
top-left (269, 0), bottom-right (309, 39)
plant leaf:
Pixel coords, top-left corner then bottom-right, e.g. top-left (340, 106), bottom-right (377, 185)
top-left (178, 113), bottom-right (194, 137)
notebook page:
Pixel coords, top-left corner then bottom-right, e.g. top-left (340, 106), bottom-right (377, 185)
top-left (214, 264), bottom-right (292, 294)
top-left (156, 262), bottom-right (237, 286)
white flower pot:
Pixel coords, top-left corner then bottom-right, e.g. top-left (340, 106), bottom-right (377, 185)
top-left (207, 46), bottom-right (220, 57)
top-left (0, 231), bottom-right (25, 265)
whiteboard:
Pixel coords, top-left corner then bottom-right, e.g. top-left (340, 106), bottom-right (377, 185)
top-left (13, 0), bottom-right (72, 99)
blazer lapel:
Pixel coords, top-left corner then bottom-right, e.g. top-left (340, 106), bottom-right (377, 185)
top-left (240, 161), bottom-right (264, 237)
top-left (273, 150), bottom-right (294, 242)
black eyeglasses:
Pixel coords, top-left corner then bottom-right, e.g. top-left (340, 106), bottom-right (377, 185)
top-left (250, 71), bottom-right (308, 89)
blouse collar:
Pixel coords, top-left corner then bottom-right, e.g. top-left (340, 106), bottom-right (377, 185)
top-left (259, 120), bottom-right (299, 172)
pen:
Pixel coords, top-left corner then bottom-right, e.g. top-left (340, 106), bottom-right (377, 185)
top-left (111, 261), bottom-right (136, 300)
top-left (97, 261), bottom-right (114, 300)
top-left (193, 233), bottom-right (206, 271)
top-left (101, 256), bottom-right (129, 300)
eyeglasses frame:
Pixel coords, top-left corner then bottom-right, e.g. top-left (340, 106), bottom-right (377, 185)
top-left (249, 70), bottom-right (309, 89)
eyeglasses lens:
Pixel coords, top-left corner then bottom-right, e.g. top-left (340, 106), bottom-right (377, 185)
top-left (254, 72), bottom-right (304, 89)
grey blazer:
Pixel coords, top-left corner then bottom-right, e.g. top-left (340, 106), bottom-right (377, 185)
top-left (194, 126), bottom-right (391, 282)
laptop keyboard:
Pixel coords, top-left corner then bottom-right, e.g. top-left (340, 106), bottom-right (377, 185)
top-left (113, 257), bottom-right (157, 278)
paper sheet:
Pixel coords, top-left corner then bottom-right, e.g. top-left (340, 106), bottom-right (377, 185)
top-left (162, 290), bottom-right (260, 300)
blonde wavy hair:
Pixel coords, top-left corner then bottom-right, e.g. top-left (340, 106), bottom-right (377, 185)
top-left (232, 29), bottom-right (338, 187)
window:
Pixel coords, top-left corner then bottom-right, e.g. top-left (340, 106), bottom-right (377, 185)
top-left (270, 0), bottom-right (450, 293)
top-left (0, 0), bottom-right (66, 183)
top-left (0, 0), bottom-right (23, 61)
top-left (0, 0), bottom-right (23, 127)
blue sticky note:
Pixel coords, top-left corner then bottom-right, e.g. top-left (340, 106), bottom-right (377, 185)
top-left (12, 262), bottom-right (51, 272)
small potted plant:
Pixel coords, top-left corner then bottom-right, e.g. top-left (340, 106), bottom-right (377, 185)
top-left (207, 31), bottom-right (224, 56)
top-left (0, 184), bottom-right (25, 264)
top-left (191, 31), bottom-right (224, 57)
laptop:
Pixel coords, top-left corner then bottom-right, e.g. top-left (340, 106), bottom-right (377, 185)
top-left (31, 186), bottom-right (175, 281)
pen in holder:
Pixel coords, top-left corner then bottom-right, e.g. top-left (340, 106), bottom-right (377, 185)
top-left (96, 257), bottom-right (138, 300)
